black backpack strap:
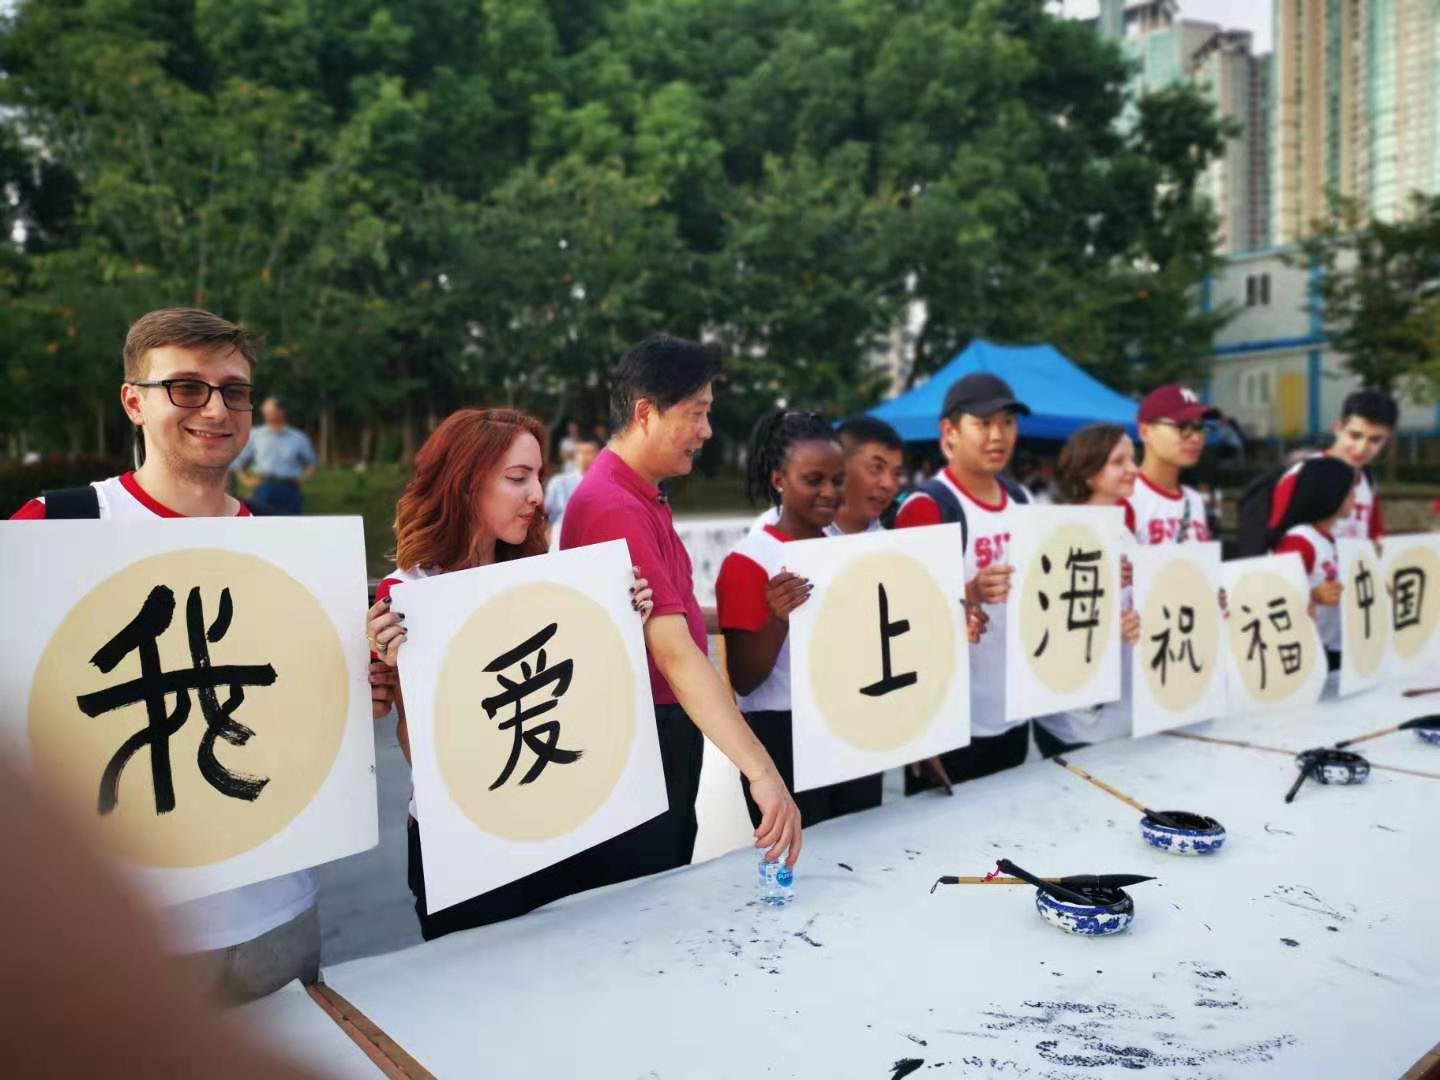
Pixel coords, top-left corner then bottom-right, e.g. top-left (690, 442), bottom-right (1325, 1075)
top-left (917, 476), bottom-right (968, 555)
top-left (997, 474), bottom-right (1031, 505)
top-left (40, 485), bottom-right (101, 519)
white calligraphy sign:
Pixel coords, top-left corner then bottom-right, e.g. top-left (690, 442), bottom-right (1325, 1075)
top-left (1006, 506), bottom-right (1127, 721)
top-left (1221, 553), bottom-right (1328, 714)
top-left (392, 540), bottom-right (664, 915)
top-left (1384, 533), bottom-right (1440, 679)
top-left (1337, 538), bottom-right (1392, 697)
top-left (0, 518), bottom-right (377, 906)
top-left (785, 525), bottom-right (970, 792)
top-left (1129, 542), bottom-right (1226, 736)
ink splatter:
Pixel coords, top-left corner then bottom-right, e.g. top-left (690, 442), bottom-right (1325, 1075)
top-left (890, 1058), bottom-right (924, 1079)
top-left (1264, 823), bottom-right (1296, 836)
top-left (838, 862), bottom-right (854, 872)
top-left (904, 1034), bottom-right (928, 1047)
top-left (1266, 884), bottom-right (1354, 922)
top-left (1280, 938), bottom-right (1300, 947)
top-left (794, 931), bottom-right (823, 948)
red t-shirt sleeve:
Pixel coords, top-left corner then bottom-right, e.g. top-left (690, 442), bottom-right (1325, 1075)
top-left (894, 493), bottom-right (942, 529)
top-left (1369, 496), bottom-right (1385, 540)
top-left (1120, 499), bottom-right (1137, 537)
top-left (1268, 472), bottom-right (1297, 529)
top-left (1275, 534), bottom-right (1315, 575)
top-left (9, 498), bottom-right (46, 520)
top-left (373, 576), bottom-right (402, 605)
top-left (715, 552), bottom-right (770, 633)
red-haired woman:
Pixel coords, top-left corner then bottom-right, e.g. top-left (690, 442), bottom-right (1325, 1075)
top-left (364, 408), bottom-right (652, 940)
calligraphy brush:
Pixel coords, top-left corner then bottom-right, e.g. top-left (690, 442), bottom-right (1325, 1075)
top-left (931, 873), bottom-right (1154, 893)
top-left (983, 859), bottom-right (1097, 905)
top-left (1334, 715), bottom-right (1440, 748)
top-left (1052, 757), bottom-right (1184, 829)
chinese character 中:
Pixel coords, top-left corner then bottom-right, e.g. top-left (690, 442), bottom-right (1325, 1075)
top-left (1034, 548), bottom-right (1106, 663)
top-left (75, 585), bottom-right (277, 816)
top-left (1393, 566), bottom-right (1426, 632)
top-left (483, 623), bottom-right (582, 790)
top-left (859, 584), bottom-right (917, 697)
top-left (1149, 604), bottom-right (1203, 686)
top-left (1355, 560), bottom-right (1376, 639)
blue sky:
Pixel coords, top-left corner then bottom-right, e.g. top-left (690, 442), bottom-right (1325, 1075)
top-left (1058, 0), bottom-right (1272, 53)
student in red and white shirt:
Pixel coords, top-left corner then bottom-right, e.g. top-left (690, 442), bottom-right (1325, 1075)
top-left (893, 372), bottom-right (1032, 788)
top-left (364, 408), bottom-right (655, 941)
top-left (1034, 424), bottom-right (1143, 756)
top-left (1270, 455), bottom-right (1355, 669)
top-left (716, 411), bottom-right (884, 826)
top-left (1268, 389), bottom-right (1398, 544)
top-left (9, 308), bottom-right (394, 1005)
top-left (1124, 384), bottom-right (1217, 546)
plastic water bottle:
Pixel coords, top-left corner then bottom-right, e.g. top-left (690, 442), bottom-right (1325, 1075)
top-left (758, 856), bottom-right (794, 906)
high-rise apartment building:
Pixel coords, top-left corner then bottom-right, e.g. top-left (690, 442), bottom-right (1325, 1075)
top-left (1095, 1), bottom-right (1273, 254)
top-left (1273, 0), bottom-right (1440, 243)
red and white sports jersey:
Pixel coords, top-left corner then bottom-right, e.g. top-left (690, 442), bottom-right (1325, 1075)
top-left (8, 473), bottom-right (322, 954)
top-left (894, 469), bottom-right (1021, 737)
top-left (1275, 524), bottom-right (1341, 651)
top-left (1121, 474), bottom-right (1212, 546)
top-left (1268, 453), bottom-right (1382, 542)
top-left (10, 471), bottom-right (253, 521)
top-left (715, 525), bottom-right (794, 713)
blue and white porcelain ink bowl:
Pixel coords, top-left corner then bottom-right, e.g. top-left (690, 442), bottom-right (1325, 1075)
top-left (1138, 811), bottom-right (1226, 855)
top-left (1416, 726), bottom-right (1440, 747)
top-left (1297, 749), bottom-right (1369, 785)
top-left (1034, 888), bottom-right (1134, 937)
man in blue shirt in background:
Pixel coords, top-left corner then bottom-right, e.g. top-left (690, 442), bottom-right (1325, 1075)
top-left (234, 397), bottom-right (317, 514)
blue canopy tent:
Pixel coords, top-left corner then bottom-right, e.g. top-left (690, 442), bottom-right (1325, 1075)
top-left (868, 340), bottom-right (1138, 442)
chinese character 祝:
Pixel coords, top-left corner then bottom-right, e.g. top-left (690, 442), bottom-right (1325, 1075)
top-left (1149, 604), bottom-right (1203, 686)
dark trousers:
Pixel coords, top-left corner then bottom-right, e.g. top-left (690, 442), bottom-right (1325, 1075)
top-left (1032, 724), bottom-right (1087, 760)
top-left (740, 710), bottom-right (883, 830)
top-left (904, 721), bottom-right (1031, 796)
top-left (250, 479), bottom-right (303, 516)
top-left (408, 704), bottom-right (704, 941)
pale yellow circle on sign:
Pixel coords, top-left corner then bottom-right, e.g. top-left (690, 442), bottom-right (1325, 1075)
top-left (809, 552), bottom-right (955, 752)
top-left (1018, 523), bottom-right (1117, 695)
top-left (434, 583), bottom-right (634, 842)
top-left (1390, 543), bottom-right (1440, 661)
top-left (29, 550), bottom-right (349, 868)
top-left (1343, 548), bottom-right (1388, 677)
top-left (1139, 557), bottom-right (1220, 710)
top-left (1225, 570), bottom-right (1316, 703)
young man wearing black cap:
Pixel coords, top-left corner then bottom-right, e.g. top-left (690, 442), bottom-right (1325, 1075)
top-left (1126, 384), bottom-right (1217, 546)
top-left (893, 372), bottom-right (1032, 787)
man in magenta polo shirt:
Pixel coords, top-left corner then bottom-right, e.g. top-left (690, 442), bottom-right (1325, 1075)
top-left (561, 335), bottom-right (802, 882)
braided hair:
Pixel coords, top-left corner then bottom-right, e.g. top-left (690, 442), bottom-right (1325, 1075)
top-left (745, 409), bottom-right (839, 508)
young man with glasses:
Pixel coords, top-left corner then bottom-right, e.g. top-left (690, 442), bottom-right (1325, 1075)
top-left (1124, 384), bottom-right (1218, 546)
top-left (10, 308), bottom-right (391, 1003)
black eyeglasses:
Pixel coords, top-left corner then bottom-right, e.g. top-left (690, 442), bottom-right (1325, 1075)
top-left (129, 378), bottom-right (256, 412)
top-left (1152, 419), bottom-right (1209, 439)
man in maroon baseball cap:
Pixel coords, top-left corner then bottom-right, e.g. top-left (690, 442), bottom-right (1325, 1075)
top-left (1127, 384), bottom-right (1219, 545)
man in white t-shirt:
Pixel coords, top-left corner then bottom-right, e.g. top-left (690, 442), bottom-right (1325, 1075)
top-left (12, 308), bottom-right (393, 1004)
top-left (1124, 384), bottom-right (1217, 546)
top-left (894, 373), bottom-right (1033, 789)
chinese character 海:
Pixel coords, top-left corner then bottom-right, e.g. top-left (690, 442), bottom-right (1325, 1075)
top-left (1033, 548), bottom-right (1105, 663)
top-left (1148, 604), bottom-right (1203, 686)
top-left (483, 623), bottom-right (582, 790)
top-left (859, 584), bottom-right (918, 697)
top-left (76, 585), bottom-right (277, 816)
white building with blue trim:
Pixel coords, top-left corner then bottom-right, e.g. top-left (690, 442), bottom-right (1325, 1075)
top-left (1202, 247), bottom-right (1438, 446)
